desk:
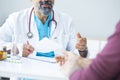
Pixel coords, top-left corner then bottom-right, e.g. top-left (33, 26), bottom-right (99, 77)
top-left (0, 58), bottom-right (68, 80)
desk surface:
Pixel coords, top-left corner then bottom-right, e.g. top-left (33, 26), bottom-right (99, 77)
top-left (0, 57), bottom-right (68, 80)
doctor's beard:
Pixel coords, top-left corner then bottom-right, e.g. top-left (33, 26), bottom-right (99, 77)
top-left (38, 1), bottom-right (53, 16)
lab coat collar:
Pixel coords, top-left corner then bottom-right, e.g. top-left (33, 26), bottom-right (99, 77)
top-left (29, 7), bottom-right (60, 24)
top-left (29, 7), bottom-right (59, 38)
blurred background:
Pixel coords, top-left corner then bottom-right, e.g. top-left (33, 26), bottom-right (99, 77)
top-left (0, 0), bottom-right (120, 39)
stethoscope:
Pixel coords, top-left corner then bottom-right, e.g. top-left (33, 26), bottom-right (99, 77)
top-left (27, 7), bottom-right (57, 39)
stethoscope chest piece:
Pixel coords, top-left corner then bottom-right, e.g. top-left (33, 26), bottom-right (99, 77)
top-left (27, 32), bottom-right (33, 38)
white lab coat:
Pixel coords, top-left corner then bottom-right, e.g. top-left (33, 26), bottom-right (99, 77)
top-left (0, 7), bottom-right (79, 56)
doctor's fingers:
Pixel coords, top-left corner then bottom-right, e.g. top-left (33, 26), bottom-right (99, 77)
top-left (22, 48), bottom-right (34, 57)
top-left (75, 44), bottom-right (86, 51)
top-left (76, 42), bottom-right (86, 47)
top-left (77, 37), bottom-right (87, 43)
top-left (22, 51), bottom-right (30, 57)
top-left (76, 39), bottom-right (87, 47)
top-left (23, 44), bottom-right (34, 54)
top-left (23, 44), bottom-right (34, 51)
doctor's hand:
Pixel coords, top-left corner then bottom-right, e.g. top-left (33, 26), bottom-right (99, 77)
top-left (75, 32), bottom-right (87, 51)
top-left (75, 32), bottom-right (87, 57)
top-left (55, 51), bottom-right (82, 77)
top-left (22, 43), bottom-right (34, 57)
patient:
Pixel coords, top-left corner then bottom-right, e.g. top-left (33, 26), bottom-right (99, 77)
top-left (55, 20), bottom-right (120, 80)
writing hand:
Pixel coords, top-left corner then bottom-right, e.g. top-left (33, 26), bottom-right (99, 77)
top-left (22, 41), bottom-right (34, 57)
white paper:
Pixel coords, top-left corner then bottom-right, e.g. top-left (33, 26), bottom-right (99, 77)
top-left (35, 37), bottom-right (63, 52)
top-left (28, 38), bottom-right (64, 62)
top-left (28, 56), bottom-right (56, 63)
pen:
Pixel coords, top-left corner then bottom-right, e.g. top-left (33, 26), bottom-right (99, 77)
top-left (27, 41), bottom-right (31, 53)
top-left (27, 40), bottom-right (29, 45)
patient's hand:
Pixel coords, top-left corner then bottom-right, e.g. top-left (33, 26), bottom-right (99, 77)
top-left (55, 51), bottom-right (82, 76)
top-left (55, 51), bottom-right (92, 77)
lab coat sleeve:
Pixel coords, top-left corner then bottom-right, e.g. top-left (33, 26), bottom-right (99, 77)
top-left (0, 14), bottom-right (14, 50)
top-left (65, 17), bottom-right (80, 55)
top-left (0, 13), bottom-right (23, 57)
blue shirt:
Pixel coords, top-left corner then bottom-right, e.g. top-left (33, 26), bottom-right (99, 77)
top-left (34, 13), bottom-right (52, 40)
top-left (34, 13), bottom-right (54, 58)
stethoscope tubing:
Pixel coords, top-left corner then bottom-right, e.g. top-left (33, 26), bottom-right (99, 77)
top-left (27, 7), bottom-right (57, 39)
top-left (28, 7), bottom-right (34, 36)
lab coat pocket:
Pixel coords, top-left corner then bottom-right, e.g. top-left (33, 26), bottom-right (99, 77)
top-left (50, 32), bottom-right (69, 49)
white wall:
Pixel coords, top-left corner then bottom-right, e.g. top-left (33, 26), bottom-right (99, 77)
top-left (0, 0), bottom-right (120, 39)
top-left (0, 0), bottom-right (32, 26)
top-left (55, 0), bottom-right (120, 39)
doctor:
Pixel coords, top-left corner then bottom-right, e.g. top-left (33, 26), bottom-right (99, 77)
top-left (0, 0), bottom-right (88, 58)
